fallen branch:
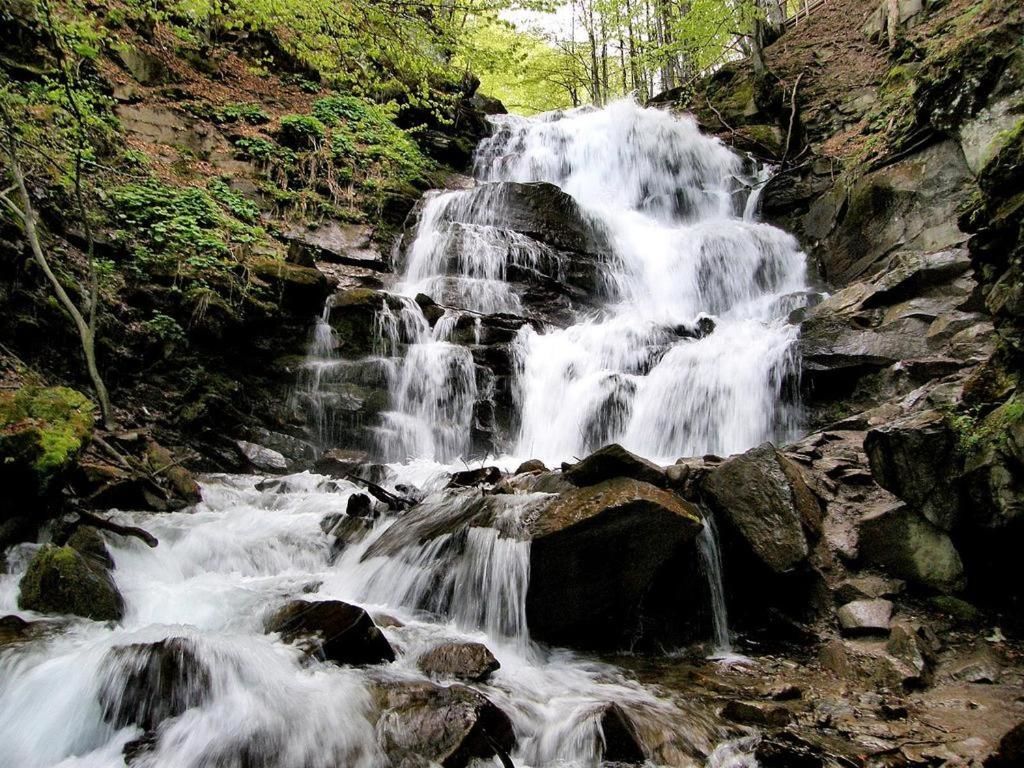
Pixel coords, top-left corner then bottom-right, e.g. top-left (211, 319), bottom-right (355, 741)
top-left (345, 473), bottom-right (415, 511)
top-left (78, 510), bottom-right (158, 548)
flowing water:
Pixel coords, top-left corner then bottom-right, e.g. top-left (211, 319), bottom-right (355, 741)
top-left (376, 100), bottom-right (807, 466)
top-left (0, 100), bottom-right (809, 766)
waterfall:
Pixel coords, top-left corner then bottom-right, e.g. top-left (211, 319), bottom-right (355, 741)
top-left (696, 513), bottom-right (732, 657)
top-left (374, 99), bottom-right (807, 465)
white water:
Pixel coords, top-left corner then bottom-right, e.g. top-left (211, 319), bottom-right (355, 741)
top-left (376, 100), bottom-right (807, 465)
top-left (0, 471), bottom-right (740, 767)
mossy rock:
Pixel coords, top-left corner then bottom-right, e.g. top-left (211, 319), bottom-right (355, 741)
top-left (0, 386), bottom-right (94, 508)
top-left (18, 544), bottom-right (124, 621)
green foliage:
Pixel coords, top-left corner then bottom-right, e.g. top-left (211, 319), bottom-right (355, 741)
top-left (107, 180), bottom-right (265, 288)
top-left (141, 311), bottom-right (187, 344)
top-left (190, 101), bottom-right (271, 125)
top-left (233, 136), bottom-right (290, 164)
top-left (947, 397), bottom-right (1024, 457)
top-left (277, 114), bottom-right (327, 148)
top-left (207, 177), bottom-right (261, 223)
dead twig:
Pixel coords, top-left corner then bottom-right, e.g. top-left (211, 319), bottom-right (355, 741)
top-left (78, 510), bottom-right (158, 548)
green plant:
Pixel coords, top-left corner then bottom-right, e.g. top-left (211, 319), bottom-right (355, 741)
top-left (207, 177), bottom-right (261, 223)
top-left (141, 311), bottom-right (187, 344)
top-left (278, 114), bottom-right (326, 148)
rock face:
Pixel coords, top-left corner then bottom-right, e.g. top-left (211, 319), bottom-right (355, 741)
top-left (265, 600), bottom-right (395, 666)
top-left (857, 504), bottom-right (964, 593)
top-left (417, 641), bottom-right (500, 683)
top-left (562, 443), bottom-right (667, 488)
top-left (99, 637), bottom-right (211, 730)
top-left (525, 477), bottom-right (703, 650)
top-left (701, 443), bottom-right (816, 573)
top-left (864, 411), bottom-right (960, 530)
top-left (373, 680), bottom-right (516, 768)
top-left (18, 544), bottom-right (124, 621)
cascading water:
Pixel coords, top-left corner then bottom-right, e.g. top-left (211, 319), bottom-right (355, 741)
top-left (696, 514), bottom-right (732, 657)
top-left (375, 99), bottom-right (807, 465)
top-left (1, 100), bottom-right (808, 768)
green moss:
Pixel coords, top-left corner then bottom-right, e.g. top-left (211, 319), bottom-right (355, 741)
top-left (0, 386), bottom-right (94, 492)
top-left (18, 544), bottom-right (124, 621)
top-left (948, 396), bottom-right (1024, 458)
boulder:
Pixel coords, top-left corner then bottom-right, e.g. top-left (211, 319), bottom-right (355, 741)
top-left (599, 703), bottom-right (646, 764)
top-left (448, 466), bottom-right (503, 488)
top-left (265, 599), bottom-right (395, 666)
top-left (886, 620), bottom-right (939, 685)
top-left (99, 637), bottom-right (210, 730)
top-left (562, 443), bottom-right (667, 488)
top-left (416, 641), bottom-right (500, 682)
top-left (819, 638), bottom-right (929, 690)
top-left (701, 443), bottom-right (817, 573)
top-left (837, 599), bottom-right (893, 637)
top-left (525, 477), bottom-right (702, 650)
top-left (143, 440), bottom-right (202, 506)
top-left (833, 574), bottom-right (904, 604)
top-left (314, 448), bottom-right (371, 478)
top-left (235, 440), bottom-right (289, 473)
top-left (18, 544), bottom-right (124, 621)
top-left (856, 504), bottom-right (965, 593)
top-left (346, 493), bottom-right (374, 518)
top-left (514, 459), bottom-right (546, 475)
top-left (373, 680), bottom-right (516, 768)
top-left (864, 410), bottom-right (960, 530)
top-left (0, 385), bottom-right (94, 512)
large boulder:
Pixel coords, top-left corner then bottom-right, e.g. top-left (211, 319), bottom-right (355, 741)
top-left (700, 443), bottom-right (817, 573)
top-left (373, 680), bottom-right (516, 768)
top-left (18, 544), bottom-right (124, 621)
top-left (837, 599), bottom-right (893, 637)
top-left (417, 641), bottom-right (500, 683)
top-left (864, 410), bottom-right (960, 530)
top-left (563, 443), bottom-right (667, 488)
top-left (0, 386), bottom-right (94, 513)
top-left (265, 599), bottom-right (395, 666)
top-left (856, 504), bottom-right (964, 593)
top-left (99, 637), bottom-right (211, 730)
top-left (525, 477), bottom-right (702, 650)
top-left (599, 703), bottom-right (646, 764)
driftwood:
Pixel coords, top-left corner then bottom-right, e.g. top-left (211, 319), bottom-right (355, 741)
top-left (344, 473), bottom-right (415, 511)
top-left (78, 510), bottom-right (159, 548)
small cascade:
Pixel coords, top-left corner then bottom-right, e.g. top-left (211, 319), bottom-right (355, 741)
top-left (294, 295), bottom-right (342, 450)
top-left (696, 513), bottom-right (732, 656)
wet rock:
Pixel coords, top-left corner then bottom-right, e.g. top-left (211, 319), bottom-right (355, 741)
top-left (837, 599), bottom-right (893, 637)
top-left (18, 544), bottom-right (124, 621)
top-left (283, 221), bottom-right (388, 271)
top-left (66, 526), bottom-right (115, 570)
top-left (325, 515), bottom-right (373, 548)
top-left (265, 599), bottom-right (395, 666)
top-left (525, 478), bottom-right (702, 649)
top-left (701, 443), bottom-right (817, 573)
top-left (755, 731), bottom-right (833, 768)
top-left (346, 493), bottom-right (374, 518)
top-left (373, 680), bottom-right (516, 768)
top-left (819, 638), bottom-right (928, 690)
top-left (417, 641), bottom-right (500, 682)
top-left (985, 721), bottom-right (1024, 768)
top-left (247, 428), bottom-right (316, 466)
top-left (234, 440), bottom-right (289, 473)
top-left (247, 257), bottom-right (329, 313)
top-left (313, 448), bottom-right (370, 478)
top-left (945, 645), bottom-right (1003, 684)
top-left (856, 503), bottom-right (964, 593)
top-left (0, 614), bottom-right (37, 648)
top-left (599, 703), bottom-right (646, 764)
top-left (99, 637), bottom-right (211, 730)
top-left (721, 700), bottom-right (792, 727)
top-left (448, 466), bottom-right (503, 488)
top-left (143, 440), bottom-right (202, 506)
top-left (864, 410), bottom-right (960, 530)
top-left (562, 443), bottom-right (667, 488)
top-left (514, 459), bottom-right (546, 474)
